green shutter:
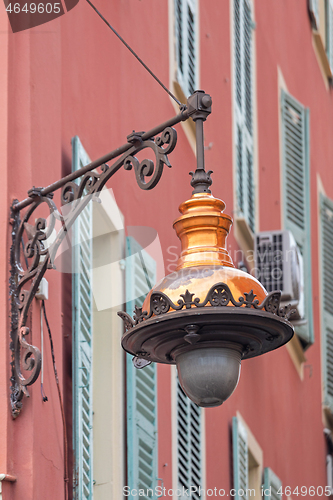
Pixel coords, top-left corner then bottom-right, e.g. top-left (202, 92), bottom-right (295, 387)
top-left (281, 90), bottom-right (313, 347)
top-left (263, 468), bottom-right (282, 500)
top-left (72, 137), bottom-right (94, 500)
top-left (175, 0), bottom-right (184, 78)
top-left (126, 237), bottom-right (158, 499)
top-left (234, 0), bottom-right (242, 109)
top-left (234, 0), bottom-right (255, 233)
top-left (309, 0), bottom-right (320, 30)
top-left (232, 417), bottom-right (248, 500)
top-left (320, 194), bottom-right (333, 411)
top-left (175, 0), bottom-right (198, 97)
top-left (326, 0), bottom-right (333, 73)
top-left (176, 379), bottom-right (202, 499)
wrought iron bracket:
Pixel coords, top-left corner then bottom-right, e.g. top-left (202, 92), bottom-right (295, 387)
top-left (9, 90), bottom-right (213, 418)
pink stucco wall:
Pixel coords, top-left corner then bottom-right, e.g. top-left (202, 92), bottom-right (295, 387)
top-left (1, 0), bottom-right (332, 497)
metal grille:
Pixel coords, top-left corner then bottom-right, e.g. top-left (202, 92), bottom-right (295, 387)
top-left (256, 233), bottom-right (284, 293)
top-left (282, 96), bottom-right (305, 231)
top-left (177, 381), bottom-right (202, 500)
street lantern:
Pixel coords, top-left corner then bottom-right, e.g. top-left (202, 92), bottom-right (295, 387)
top-left (9, 90), bottom-right (293, 417)
top-left (119, 91), bottom-right (294, 407)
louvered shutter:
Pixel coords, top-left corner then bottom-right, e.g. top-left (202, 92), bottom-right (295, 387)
top-left (320, 194), bottom-right (333, 411)
top-left (326, 0), bottom-right (333, 73)
top-left (72, 137), bottom-right (94, 500)
top-left (175, 0), bottom-right (198, 98)
top-left (263, 468), bottom-right (282, 500)
top-left (281, 90), bottom-right (313, 346)
top-left (126, 237), bottom-right (158, 499)
top-left (176, 379), bottom-right (202, 500)
top-left (232, 417), bottom-right (248, 500)
top-left (308, 0), bottom-right (320, 29)
top-left (234, 0), bottom-right (255, 233)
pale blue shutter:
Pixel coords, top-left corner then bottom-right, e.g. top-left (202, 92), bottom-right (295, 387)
top-left (126, 237), bottom-right (158, 499)
top-left (176, 379), bottom-right (202, 499)
top-left (234, 0), bottom-right (255, 232)
top-left (320, 194), bottom-right (333, 411)
top-left (232, 417), bottom-right (248, 500)
top-left (175, 0), bottom-right (198, 97)
top-left (308, 0), bottom-right (320, 29)
top-left (281, 90), bottom-right (313, 347)
top-left (263, 468), bottom-right (282, 500)
top-left (326, 0), bottom-right (333, 72)
top-left (72, 137), bottom-right (94, 500)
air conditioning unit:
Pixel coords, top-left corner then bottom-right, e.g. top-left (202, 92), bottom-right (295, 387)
top-left (254, 230), bottom-right (305, 324)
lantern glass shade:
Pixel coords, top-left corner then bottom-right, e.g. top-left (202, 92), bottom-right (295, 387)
top-left (176, 347), bottom-right (242, 407)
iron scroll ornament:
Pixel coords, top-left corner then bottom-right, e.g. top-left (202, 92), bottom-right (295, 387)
top-left (9, 125), bottom-right (177, 418)
top-left (118, 282), bottom-right (296, 331)
top-left (118, 283), bottom-right (295, 369)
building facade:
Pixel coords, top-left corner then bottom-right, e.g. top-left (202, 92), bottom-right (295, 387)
top-left (0, 0), bottom-right (333, 499)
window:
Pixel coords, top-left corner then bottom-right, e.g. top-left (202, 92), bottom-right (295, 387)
top-left (126, 236), bottom-right (158, 498)
top-left (72, 137), bottom-right (94, 499)
top-left (263, 468), bottom-right (282, 500)
top-left (232, 415), bottom-right (263, 499)
top-left (320, 194), bottom-right (333, 413)
top-left (176, 377), bottom-right (203, 499)
top-left (281, 90), bottom-right (313, 348)
top-left (174, 0), bottom-right (198, 98)
top-left (233, 0), bottom-right (255, 234)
